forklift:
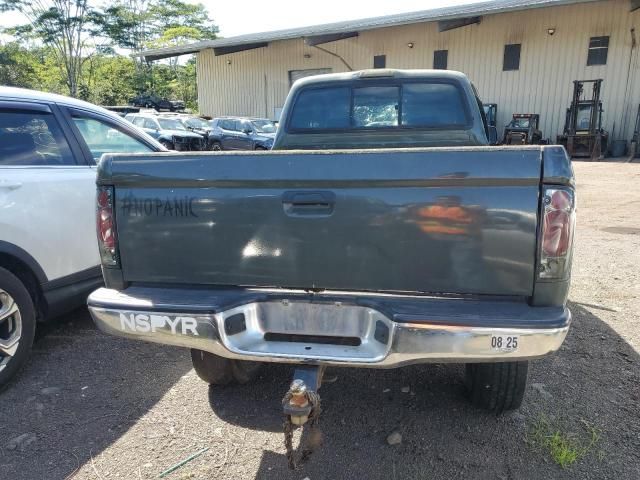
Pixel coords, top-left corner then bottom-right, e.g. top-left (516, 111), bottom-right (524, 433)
top-left (503, 113), bottom-right (543, 144)
top-left (557, 79), bottom-right (608, 159)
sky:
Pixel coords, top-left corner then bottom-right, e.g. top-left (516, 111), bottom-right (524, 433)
top-left (1, 0), bottom-right (484, 39)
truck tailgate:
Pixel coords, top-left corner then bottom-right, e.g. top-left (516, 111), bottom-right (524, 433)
top-left (104, 147), bottom-right (542, 296)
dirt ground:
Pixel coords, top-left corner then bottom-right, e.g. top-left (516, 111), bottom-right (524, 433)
top-left (1, 162), bottom-right (639, 480)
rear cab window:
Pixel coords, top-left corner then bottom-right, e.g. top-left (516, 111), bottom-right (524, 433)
top-left (288, 80), bottom-right (470, 132)
top-left (353, 86), bottom-right (399, 127)
top-left (0, 108), bottom-right (75, 166)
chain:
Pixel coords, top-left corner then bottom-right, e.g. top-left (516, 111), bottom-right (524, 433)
top-left (282, 391), bottom-right (321, 470)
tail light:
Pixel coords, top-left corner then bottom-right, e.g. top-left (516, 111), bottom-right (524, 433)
top-left (97, 186), bottom-right (119, 266)
top-left (539, 187), bottom-right (575, 279)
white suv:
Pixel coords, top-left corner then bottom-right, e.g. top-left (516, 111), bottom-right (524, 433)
top-left (0, 87), bottom-right (163, 387)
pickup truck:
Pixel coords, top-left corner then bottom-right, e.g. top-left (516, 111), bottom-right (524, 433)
top-left (88, 70), bottom-right (575, 417)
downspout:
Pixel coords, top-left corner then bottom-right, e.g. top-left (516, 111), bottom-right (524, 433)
top-left (620, 27), bottom-right (637, 141)
top-left (308, 43), bottom-right (354, 71)
top-left (264, 73), bottom-right (269, 118)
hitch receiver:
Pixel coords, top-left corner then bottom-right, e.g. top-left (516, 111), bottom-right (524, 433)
top-left (282, 366), bottom-right (323, 425)
top-left (282, 366), bottom-right (324, 469)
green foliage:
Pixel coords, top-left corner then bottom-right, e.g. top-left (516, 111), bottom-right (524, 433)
top-left (1, 0), bottom-right (100, 96)
top-left (97, 0), bottom-right (217, 52)
top-left (0, 43), bottom-right (65, 92)
top-left (80, 55), bottom-right (139, 105)
top-left (0, 42), bottom-right (37, 88)
top-left (527, 415), bottom-right (601, 468)
top-left (149, 26), bottom-right (206, 48)
top-left (147, 0), bottom-right (217, 41)
top-left (0, 0), bottom-right (215, 111)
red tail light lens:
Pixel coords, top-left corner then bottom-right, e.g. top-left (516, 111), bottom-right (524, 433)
top-left (97, 186), bottom-right (119, 266)
top-left (540, 188), bottom-right (575, 279)
top-left (99, 210), bottom-right (115, 249)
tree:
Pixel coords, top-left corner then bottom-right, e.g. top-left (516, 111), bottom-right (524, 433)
top-left (0, 0), bottom-right (216, 111)
top-left (98, 0), bottom-right (217, 54)
top-left (97, 0), bottom-right (217, 108)
top-left (80, 55), bottom-right (139, 105)
top-left (1, 0), bottom-right (100, 97)
top-left (0, 42), bottom-right (37, 88)
top-left (147, 0), bottom-right (217, 41)
top-left (98, 0), bottom-right (153, 52)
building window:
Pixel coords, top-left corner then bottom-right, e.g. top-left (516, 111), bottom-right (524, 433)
top-left (373, 55), bottom-right (386, 68)
top-left (587, 36), bottom-right (609, 66)
top-left (433, 50), bottom-right (448, 69)
top-left (503, 44), bottom-right (521, 71)
top-left (289, 68), bottom-right (332, 87)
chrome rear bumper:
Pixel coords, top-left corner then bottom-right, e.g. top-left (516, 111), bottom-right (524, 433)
top-left (88, 287), bottom-right (570, 368)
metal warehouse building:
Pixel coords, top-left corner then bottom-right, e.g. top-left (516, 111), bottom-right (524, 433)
top-left (140, 0), bottom-right (640, 142)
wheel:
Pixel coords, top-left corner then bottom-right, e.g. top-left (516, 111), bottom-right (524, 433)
top-left (254, 146), bottom-right (268, 151)
top-left (190, 349), bottom-right (261, 385)
top-left (465, 361), bottom-right (528, 413)
top-left (159, 139), bottom-right (174, 150)
top-left (211, 141), bottom-right (222, 151)
top-left (0, 267), bottom-right (36, 389)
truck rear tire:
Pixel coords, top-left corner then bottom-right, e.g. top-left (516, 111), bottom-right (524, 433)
top-left (465, 361), bottom-right (528, 413)
top-left (190, 349), bottom-right (261, 385)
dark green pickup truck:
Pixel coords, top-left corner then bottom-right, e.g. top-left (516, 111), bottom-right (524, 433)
top-left (88, 70), bottom-right (575, 416)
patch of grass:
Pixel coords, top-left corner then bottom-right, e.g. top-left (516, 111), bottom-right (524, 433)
top-left (527, 415), bottom-right (601, 468)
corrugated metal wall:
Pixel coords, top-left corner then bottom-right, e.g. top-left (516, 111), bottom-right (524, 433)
top-left (197, 0), bottom-right (640, 140)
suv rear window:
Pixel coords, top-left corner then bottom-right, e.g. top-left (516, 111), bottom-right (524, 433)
top-left (289, 82), bottom-right (468, 131)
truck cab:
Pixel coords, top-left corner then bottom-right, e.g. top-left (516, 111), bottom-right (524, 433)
top-left (274, 69), bottom-right (489, 150)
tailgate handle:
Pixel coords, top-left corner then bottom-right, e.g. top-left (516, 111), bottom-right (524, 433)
top-left (282, 191), bottom-right (335, 216)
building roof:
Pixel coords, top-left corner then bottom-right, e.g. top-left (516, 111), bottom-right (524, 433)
top-left (138, 0), bottom-right (599, 61)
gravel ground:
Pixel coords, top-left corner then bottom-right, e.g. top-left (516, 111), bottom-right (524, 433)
top-left (1, 162), bottom-right (639, 480)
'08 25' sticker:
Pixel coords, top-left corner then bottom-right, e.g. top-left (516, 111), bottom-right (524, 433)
top-left (490, 335), bottom-right (519, 351)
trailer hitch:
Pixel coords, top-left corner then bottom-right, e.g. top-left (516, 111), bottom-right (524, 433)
top-left (282, 366), bottom-right (324, 469)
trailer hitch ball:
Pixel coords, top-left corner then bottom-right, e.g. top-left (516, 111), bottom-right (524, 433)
top-left (282, 368), bottom-right (323, 469)
top-left (287, 379), bottom-right (311, 425)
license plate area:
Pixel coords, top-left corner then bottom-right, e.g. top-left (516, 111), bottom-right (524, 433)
top-left (215, 301), bottom-right (393, 363)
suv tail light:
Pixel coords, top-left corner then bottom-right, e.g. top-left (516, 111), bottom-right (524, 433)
top-left (97, 186), bottom-right (119, 266)
top-left (539, 187), bottom-right (575, 279)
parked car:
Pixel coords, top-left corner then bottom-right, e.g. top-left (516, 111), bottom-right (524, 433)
top-left (0, 86), bottom-right (164, 388)
top-left (124, 113), bottom-right (205, 151)
top-left (208, 117), bottom-right (276, 150)
top-left (128, 94), bottom-right (184, 112)
top-left (88, 69), bottom-right (574, 431)
top-left (170, 114), bottom-right (216, 149)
